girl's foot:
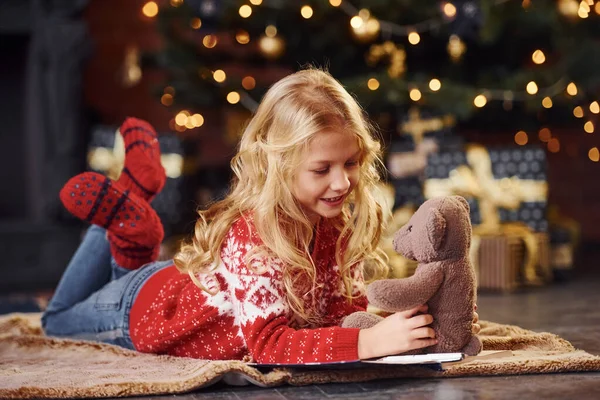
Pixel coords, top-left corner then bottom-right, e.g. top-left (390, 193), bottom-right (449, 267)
top-left (60, 172), bottom-right (164, 269)
top-left (117, 117), bottom-right (166, 203)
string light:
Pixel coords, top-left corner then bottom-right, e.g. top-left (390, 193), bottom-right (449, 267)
top-left (584, 121), bottom-right (595, 133)
top-left (566, 82), bottom-right (578, 96)
top-left (443, 3), bottom-right (457, 18)
top-left (301, 5), bottom-right (314, 19)
top-left (191, 113), bottom-right (204, 127)
top-left (213, 69), bottom-right (226, 83)
top-left (474, 94), bottom-right (487, 108)
top-left (329, 0), bottom-right (342, 6)
top-left (532, 50), bottom-right (546, 64)
top-left (242, 76), bottom-right (256, 90)
top-left (408, 32), bottom-right (421, 45)
top-left (161, 93), bottom-right (173, 106)
top-left (429, 78), bottom-right (441, 91)
top-left (590, 101), bottom-right (600, 114)
top-left (596, 2), bottom-right (600, 14)
top-left (367, 78), bottom-right (380, 90)
top-left (190, 18), bottom-right (202, 29)
top-left (175, 111), bottom-right (189, 126)
top-left (538, 127), bottom-right (551, 142)
top-left (514, 130), bottom-right (528, 145)
top-left (227, 91), bottom-right (241, 104)
top-left (409, 88), bottom-right (422, 101)
top-left (548, 138), bottom-right (560, 153)
top-left (542, 97), bottom-right (553, 108)
top-left (239, 5), bottom-right (252, 18)
top-left (526, 81), bottom-right (538, 95)
top-left (350, 16), bottom-right (363, 28)
top-left (142, 1), bottom-right (158, 17)
top-left (235, 30), bottom-right (250, 44)
top-left (249, 0), bottom-right (263, 5)
top-left (164, 86), bottom-right (175, 95)
top-left (265, 25), bottom-right (277, 37)
top-left (589, 147), bottom-right (600, 162)
top-left (202, 35), bottom-right (218, 48)
top-left (170, 0), bottom-right (183, 6)
top-left (573, 106), bottom-right (584, 118)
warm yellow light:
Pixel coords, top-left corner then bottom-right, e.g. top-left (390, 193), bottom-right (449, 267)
top-left (265, 25), bottom-right (277, 38)
top-left (329, 0), bottom-right (342, 6)
top-left (190, 18), bottom-right (202, 29)
top-left (584, 121), bottom-right (595, 133)
top-left (239, 5), bottom-right (252, 18)
top-left (301, 5), bottom-right (314, 19)
top-left (142, 1), bottom-right (159, 17)
top-left (526, 81), bottom-right (538, 95)
top-left (548, 138), bottom-right (560, 153)
top-left (567, 82), bottom-right (578, 96)
top-left (538, 127), bottom-right (551, 142)
top-left (589, 147), bottom-right (600, 162)
top-left (191, 113), bottom-right (204, 127)
top-left (573, 106), bottom-right (584, 118)
top-left (429, 78), bottom-right (441, 91)
top-left (443, 3), bottom-right (457, 17)
top-left (227, 91), bottom-right (241, 104)
top-left (578, 8), bottom-right (589, 18)
top-left (409, 89), bottom-right (422, 101)
top-left (474, 94), bottom-right (487, 108)
top-left (213, 69), bottom-right (226, 83)
top-left (160, 93), bottom-right (173, 106)
top-left (367, 78), bottom-right (380, 90)
top-left (590, 101), bottom-right (600, 114)
top-left (580, 1), bottom-right (591, 12)
top-left (249, 0), bottom-right (263, 5)
top-left (596, 2), bottom-right (600, 14)
top-left (242, 76), bottom-right (256, 90)
top-left (350, 16), bottom-right (363, 28)
top-left (202, 35), bottom-right (218, 48)
top-left (170, 0), bottom-right (183, 6)
top-left (164, 86), bottom-right (175, 95)
top-left (175, 111), bottom-right (188, 126)
top-left (408, 32), bottom-right (421, 45)
top-left (532, 50), bottom-right (546, 64)
top-left (542, 97), bottom-right (553, 108)
top-left (236, 30), bottom-right (250, 44)
top-left (514, 130), bottom-right (528, 145)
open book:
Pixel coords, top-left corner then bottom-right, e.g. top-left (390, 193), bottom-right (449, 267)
top-left (248, 350), bottom-right (513, 370)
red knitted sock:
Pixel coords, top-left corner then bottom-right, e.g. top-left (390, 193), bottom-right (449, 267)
top-left (60, 172), bottom-right (164, 269)
top-left (116, 117), bottom-right (166, 202)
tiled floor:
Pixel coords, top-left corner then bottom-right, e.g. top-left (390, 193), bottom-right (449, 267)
top-left (3, 254), bottom-right (599, 399)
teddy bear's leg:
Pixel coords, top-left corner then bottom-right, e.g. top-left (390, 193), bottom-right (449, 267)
top-left (462, 335), bottom-right (483, 356)
top-left (341, 312), bottom-right (383, 329)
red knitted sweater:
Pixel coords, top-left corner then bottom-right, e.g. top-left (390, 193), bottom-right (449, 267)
top-left (129, 216), bottom-right (367, 363)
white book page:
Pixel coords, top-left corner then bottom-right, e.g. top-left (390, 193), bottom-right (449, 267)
top-left (363, 352), bottom-right (465, 364)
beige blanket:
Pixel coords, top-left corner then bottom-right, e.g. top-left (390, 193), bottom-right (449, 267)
top-left (1, 313), bottom-right (599, 399)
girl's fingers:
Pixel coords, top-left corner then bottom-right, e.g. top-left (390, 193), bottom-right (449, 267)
top-left (398, 304), bottom-right (428, 318)
top-left (414, 338), bottom-right (438, 349)
top-left (410, 326), bottom-right (436, 340)
top-left (473, 311), bottom-right (479, 323)
top-left (408, 313), bottom-right (434, 329)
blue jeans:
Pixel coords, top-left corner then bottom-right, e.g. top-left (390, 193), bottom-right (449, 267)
top-left (42, 225), bottom-right (171, 349)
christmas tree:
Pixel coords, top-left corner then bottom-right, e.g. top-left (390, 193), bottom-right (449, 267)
top-left (146, 0), bottom-right (600, 150)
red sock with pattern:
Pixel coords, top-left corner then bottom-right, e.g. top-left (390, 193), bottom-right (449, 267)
top-left (116, 117), bottom-right (166, 203)
top-left (60, 172), bottom-right (164, 269)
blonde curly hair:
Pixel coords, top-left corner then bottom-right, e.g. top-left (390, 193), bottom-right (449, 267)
top-left (174, 68), bottom-right (388, 326)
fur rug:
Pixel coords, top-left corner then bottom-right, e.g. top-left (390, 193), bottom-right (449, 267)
top-left (1, 313), bottom-right (600, 399)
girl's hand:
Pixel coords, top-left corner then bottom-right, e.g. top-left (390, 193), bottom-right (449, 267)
top-left (472, 304), bottom-right (481, 334)
top-left (357, 304), bottom-right (436, 359)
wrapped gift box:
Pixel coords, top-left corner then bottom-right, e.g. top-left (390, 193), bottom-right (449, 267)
top-left (87, 125), bottom-right (187, 238)
top-left (425, 145), bottom-right (548, 232)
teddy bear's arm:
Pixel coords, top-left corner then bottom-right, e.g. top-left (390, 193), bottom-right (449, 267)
top-left (366, 265), bottom-right (445, 312)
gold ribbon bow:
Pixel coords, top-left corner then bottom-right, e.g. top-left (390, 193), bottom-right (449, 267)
top-left (88, 129), bottom-right (184, 180)
top-left (424, 144), bottom-right (548, 285)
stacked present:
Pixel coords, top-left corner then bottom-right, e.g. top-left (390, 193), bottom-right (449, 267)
top-left (87, 125), bottom-right (187, 239)
top-left (423, 144), bottom-right (551, 292)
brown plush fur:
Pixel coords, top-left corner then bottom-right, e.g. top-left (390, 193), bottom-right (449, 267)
top-left (343, 196), bottom-right (482, 356)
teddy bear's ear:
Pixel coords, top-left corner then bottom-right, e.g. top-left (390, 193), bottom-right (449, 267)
top-left (452, 195), bottom-right (470, 213)
top-left (426, 208), bottom-right (447, 251)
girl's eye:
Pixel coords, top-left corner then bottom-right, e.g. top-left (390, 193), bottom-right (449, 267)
top-left (346, 160), bottom-right (359, 167)
top-left (313, 168), bottom-right (329, 175)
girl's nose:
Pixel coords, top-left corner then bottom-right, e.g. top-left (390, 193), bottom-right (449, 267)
top-left (330, 169), bottom-right (350, 192)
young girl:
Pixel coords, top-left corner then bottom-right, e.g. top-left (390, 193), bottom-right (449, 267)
top-left (42, 69), bottom-right (441, 364)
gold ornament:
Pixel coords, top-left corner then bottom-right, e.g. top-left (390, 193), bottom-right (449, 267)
top-left (447, 34), bottom-right (466, 62)
top-left (399, 107), bottom-right (455, 145)
top-left (366, 41), bottom-right (406, 78)
top-left (258, 35), bottom-right (285, 59)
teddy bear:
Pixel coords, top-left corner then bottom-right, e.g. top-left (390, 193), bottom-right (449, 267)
top-left (343, 195), bottom-right (482, 356)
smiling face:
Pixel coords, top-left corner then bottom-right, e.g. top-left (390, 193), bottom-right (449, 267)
top-left (291, 129), bottom-right (361, 225)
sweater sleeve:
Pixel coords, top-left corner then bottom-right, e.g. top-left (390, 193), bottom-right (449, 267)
top-left (222, 222), bottom-right (360, 364)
